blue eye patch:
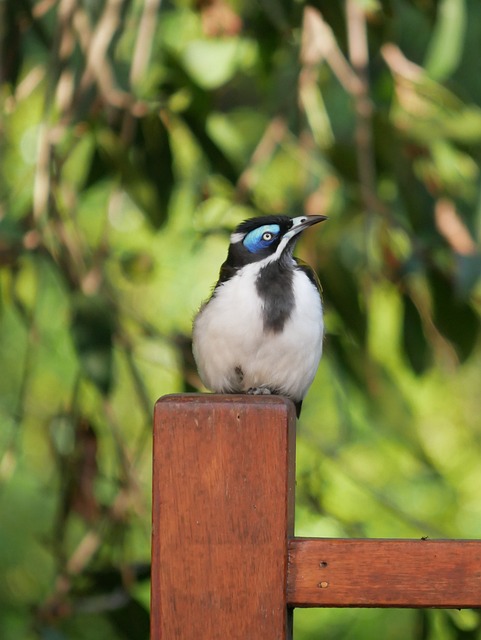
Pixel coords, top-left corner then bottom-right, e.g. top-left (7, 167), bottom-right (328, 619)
top-left (243, 224), bottom-right (280, 253)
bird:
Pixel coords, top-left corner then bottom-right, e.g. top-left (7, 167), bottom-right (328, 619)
top-left (192, 214), bottom-right (326, 417)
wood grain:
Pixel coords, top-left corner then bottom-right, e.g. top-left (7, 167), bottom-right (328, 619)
top-left (288, 537), bottom-right (481, 608)
top-left (151, 394), bottom-right (297, 640)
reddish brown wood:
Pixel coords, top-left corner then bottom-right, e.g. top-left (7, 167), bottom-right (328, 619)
top-left (151, 394), bottom-right (297, 640)
top-left (288, 538), bottom-right (481, 608)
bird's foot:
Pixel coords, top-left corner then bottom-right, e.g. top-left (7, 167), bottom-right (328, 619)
top-left (247, 387), bottom-right (272, 396)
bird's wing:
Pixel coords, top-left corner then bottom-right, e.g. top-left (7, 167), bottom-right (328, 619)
top-left (294, 258), bottom-right (323, 295)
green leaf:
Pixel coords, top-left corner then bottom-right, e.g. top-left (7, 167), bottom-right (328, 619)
top-left (322, 259), bottom-right (367, 346)
top-left (87, 118), bottom-right (173, 229)
top-left (71, 295), bottom-right (116, 395)
top-left (182, 39), bottom-right (243, 89)
top-left (326, 334), bottom-right (367, 389)
top-left (424, 0), bottom-right (467, 81)
top-left (402, 294), bottom-right (431, 375)
top-left (134, 114), bottom-right (175, 229)
top-left (119, 251), bottom-right (155, 283)
top-left (428, 267), bottom-right (479, 362)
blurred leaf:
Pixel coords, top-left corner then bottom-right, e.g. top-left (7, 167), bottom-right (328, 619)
top-left (182, 38), bottom-right (242, 89)
top-left (428, 267), bottom-right (479, 362)
top-left (49, 414), bottom-right (76, 457)
top-left (414, 140), bottom-right (478, 198)
top-left (389, 54), bottom-right (481, 145)
top-left (325, 334), bottom-right (367, 391)
top-left (119, 251), bottom-right (155, 283)
top-left (414, 608), bottom-right (430, 640)
top-left (402, 294), bottom-right (431, 375)
top-left (322, 259), bottom-right (367, 346)
top-left (87, 117), bottom-right (173, 229)
top-left (182, 108), bottom-right (239, 183)
top-left (134, 114), bottom-right (175, 228)
top-left (71, 295), bottom-right (115, 395)
top-left (0, 216), bottom-right (23, 267)
top-left (80, 563), bottom-right (150, 594)
top-left (443, 608), bottom-right (481, 638)
top-left (155, 50), bottom-right (240, 182)
top-left (393, 143), bottom-right (437, 235)
top-left (67, 418), bottom-right (100, 524)
top-left (107, 598), bottom-right (150, 640)
top-left (424, 0), bottom-right (467, 81)
top-left (454, 253), bottom-right (481, 298)
top-left (39, 627), bottom-right (68, 640)
top-left (0, 0), bottom-right (23, 85)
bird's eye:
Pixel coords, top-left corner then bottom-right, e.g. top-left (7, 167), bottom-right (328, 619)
top-left (242, 224), bottom-right (280, 253)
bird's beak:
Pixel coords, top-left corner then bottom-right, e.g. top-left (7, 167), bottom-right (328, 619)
top-left (284, 215), bottom-right (327, 241)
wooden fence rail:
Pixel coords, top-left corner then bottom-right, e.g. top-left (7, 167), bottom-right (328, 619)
top-left (151, 394), bottom-right (481, 640)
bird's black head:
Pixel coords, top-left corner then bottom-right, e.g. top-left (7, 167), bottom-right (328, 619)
top-left (225, 214), bottom-right (326, 267)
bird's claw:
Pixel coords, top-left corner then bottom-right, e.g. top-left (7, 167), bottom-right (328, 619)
top-left (247, 387), bottom-right (272, 396)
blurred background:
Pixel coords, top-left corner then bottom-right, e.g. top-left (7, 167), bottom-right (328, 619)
top-left (2, 0), bottom-right (481, 638)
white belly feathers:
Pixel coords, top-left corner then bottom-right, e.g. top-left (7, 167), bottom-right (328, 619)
top-left (192, 262), bottom-right (323, 402)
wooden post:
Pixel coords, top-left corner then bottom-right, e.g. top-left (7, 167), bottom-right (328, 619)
top-left (287, 538), bottom-right (481, 608)
top-left (151, 394), bottom-right (297, 640)
top-left (152, 394), bottom-right (481, 639)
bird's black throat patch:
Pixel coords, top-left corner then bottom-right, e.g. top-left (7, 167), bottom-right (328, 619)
top-left (256, 260), bottom-right (294, 333)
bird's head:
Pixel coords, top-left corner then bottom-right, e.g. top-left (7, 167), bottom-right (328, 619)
top-left (225, 215), bottom-right (327, 268)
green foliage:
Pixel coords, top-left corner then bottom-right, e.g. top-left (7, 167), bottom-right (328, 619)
top-left (2, 0), bottom-right (481, 638)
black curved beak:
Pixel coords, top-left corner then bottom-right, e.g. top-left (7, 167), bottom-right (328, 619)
top-left (285, 215), bottom-right (327, 240)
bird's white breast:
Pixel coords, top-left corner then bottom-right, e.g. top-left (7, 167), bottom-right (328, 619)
top-left (192, 262), bottom-right (323, 402)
